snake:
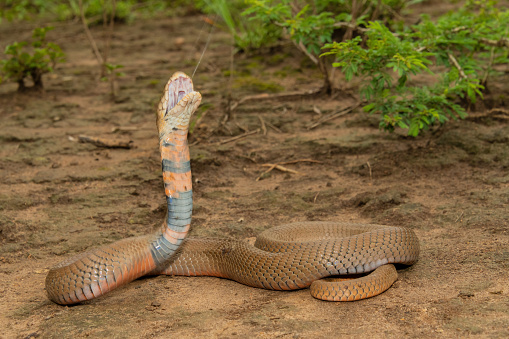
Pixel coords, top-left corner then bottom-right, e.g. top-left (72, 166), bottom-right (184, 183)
top-left (45, 72), bottom-right (419, 305)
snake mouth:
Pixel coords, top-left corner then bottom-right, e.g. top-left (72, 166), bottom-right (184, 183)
top-left (165, 72), bottom-right (194, 115)
top-left (157, 72), bottom-right (202, 139)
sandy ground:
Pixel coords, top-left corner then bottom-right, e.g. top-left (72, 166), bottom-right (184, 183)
top-left (0, 5), bottom-right (508, 339)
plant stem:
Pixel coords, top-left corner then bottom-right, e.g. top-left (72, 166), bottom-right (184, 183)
top-left (448, 53), bottom-right (467, 80)
top-left (77, 0), bottom-right (104, 70)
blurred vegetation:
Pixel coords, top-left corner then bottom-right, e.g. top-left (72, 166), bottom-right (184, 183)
top-left (0, 26), bottom-right (65, 91)
top-left (0, 0), bottom-right (195, 23)
top-left (1, 0), bottom-right (508, 136)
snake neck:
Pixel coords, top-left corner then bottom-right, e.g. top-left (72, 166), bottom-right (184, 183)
top-left (150, 72), bottom-right (201, 267)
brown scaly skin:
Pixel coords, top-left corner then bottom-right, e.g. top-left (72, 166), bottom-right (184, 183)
top-left (45, 72), bottom-right (201, 304)
top-left (46, 73), bottom-right (419, 305)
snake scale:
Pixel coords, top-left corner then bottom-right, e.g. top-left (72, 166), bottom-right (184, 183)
top-left (45, 72), bottom-right (419, 305)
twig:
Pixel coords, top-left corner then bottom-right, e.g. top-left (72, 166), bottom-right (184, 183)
top-left (467, 108), bottom-right (509, 120)
top-left (366, 161), bottom-right (373, 184)
top-left (451, 26), bottom-right (468, 33)
top-left (256, 164), bottom-right (276, 181)
top-left (448, 53), bottom-right (467, 80)
top-left (78, 135), bottom-right (132, 149)
top-left (313, 192), bottom-right (320, 204)
top-left (479, 37), bottom-right (509, 48)
top-left (332, 22), bottom-right (369, 33)
top-left (78, 0), bottom-right (104, 68)
top-left (296, 40), bottom-right (318, 64)
top-left (455, 211), bottom-right (464, 223)
top-left (306, 103), bottom-right (360, 130)
top-left (313, 105), bottom-right (322, 116)
top-left (343, 0), bottom-right (361, 41)
top-left (487, 108), bottom-right (509, 115)
top-left (111, 126), bottom-right (138, 132)
top-left (265, 121), bottom-right (283, 133)
top-left (234, 121), bottom-right (248, 133)
top-left (230, 87), bottom-right (324, 112)
top-left (255, 159), bottom-right (323, 181)
top-left (215, 129), bottom-right (259, 145)
top-left (278, 159), bottom-right (323, 165)
top-left (258, 116), bottom-right (267, 135)
top-left (261, 164), bottom-right (301, 174)
top-left (371, 0), bottom-right (382, 21)
top-left (239, 155), bottom-right (257, 163)
top-left (256, 164), bottom-right (300, 181)
top-left (466, 108), bottom-right (509, 120)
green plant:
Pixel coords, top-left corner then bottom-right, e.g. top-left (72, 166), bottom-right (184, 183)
top-left (1, 0), bottom-right (196, 23)
top-left (323, 0), bottom-right (508, 136)
top-left (0, 0), bottom-right (55, 22)
top-left (197, 0), bottom-right (280, 51)
top-left (101, 62), bottom-right (125, 98)
top-left (242, 0), bottom-right (508, 136)
top-left (242, 0), bottom-right (420, 92)
top-left (0, 27), bottom-right (65, 91)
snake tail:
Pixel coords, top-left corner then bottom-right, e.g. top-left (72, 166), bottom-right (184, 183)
top-left (154, 222), bottom-right (419, 301)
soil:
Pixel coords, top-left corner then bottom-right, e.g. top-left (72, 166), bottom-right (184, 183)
top-left (1, 4), bottom-right (508, 339)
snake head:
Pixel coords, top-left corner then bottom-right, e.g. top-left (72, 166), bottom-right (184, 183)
top-left (157, 72), bottom-right (202, 140)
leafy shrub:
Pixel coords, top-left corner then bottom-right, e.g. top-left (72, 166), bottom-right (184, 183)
top-left (244, 0), bottom-right (508, 136)
top-left (0, 27), bottom-right (65, 91)
top-left (323, 0), bottom-right (509, 136)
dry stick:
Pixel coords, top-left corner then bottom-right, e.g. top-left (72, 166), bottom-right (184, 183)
top-left (256, 164), bottom-right (277, 181)
top-left (265, 121), bottom-right (283, 133)
top-left (278, 159), bottom-right (323, 165)
top-left (371, 0), bottom-right (382, 21)
top-left (344, 0), bottom-right (362, 41)
top-left (230, 87), bottom-right (324, 112)
top-left (258, 115), bottom-right (267, 135)
top-left (455, 211), bottom-right (464, 223)
top-left (313, 192), bottom-right (320, 204)
top-left (479, 37), bottom-right (509, 48)
top-left (78, 135), bottom-right (132, 149)
top-left (296, 40), bottom-right (318, 64)
top-left (256, 159), bottom-right (323, 181)
top-left (78, 0), bottom-right (104, 67)
top-left (215, 129), bottom-right (259, 145)
top-left (448, 53), bottom-right (467, 80)
top-left (487, 108), bottom-right (509, 115)
top-left (234, 121), bottom-right (248, 133)
top-left (366, 161), bottom-right (373, 184)
top-left (268, 164), bottom-right (300, 174)
top-left (467, 107), bottom-right (509, 120)
top-left (111, 126), bottom-right (138, 132)
top-left (306, 103), bottom-right (360, 130)
top-left (256, 164), bottom-right (300, 181)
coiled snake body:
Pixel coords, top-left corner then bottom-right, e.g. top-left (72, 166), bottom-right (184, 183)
top-left (45, 72), bottom-right (419, 305)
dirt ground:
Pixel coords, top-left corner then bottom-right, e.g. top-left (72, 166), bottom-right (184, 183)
top-left (1, 4), bottom-right (508, 339)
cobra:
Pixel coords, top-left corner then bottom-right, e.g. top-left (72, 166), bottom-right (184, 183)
top-left (45, 72), bottom-right (419, 305)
